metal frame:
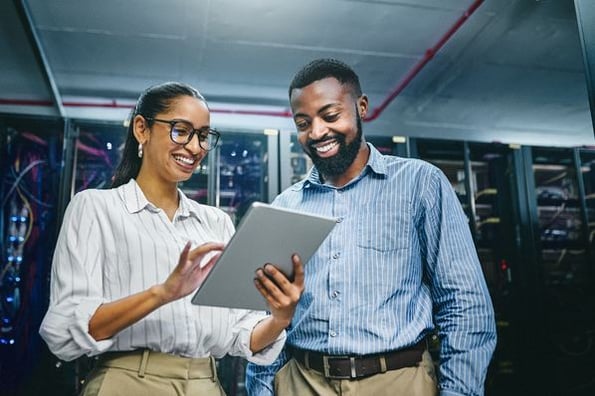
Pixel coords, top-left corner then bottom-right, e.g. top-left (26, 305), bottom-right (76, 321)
top-left (463, 142), bottom-right (478, 239)
top-left (573, 148), bottom-right (592, 258)
top-left (510, 146), bottom-right (548, 393)
top-left (267, 131), bottom-right (280, 202)
top-left (574, 0), bottom-right (595, 137)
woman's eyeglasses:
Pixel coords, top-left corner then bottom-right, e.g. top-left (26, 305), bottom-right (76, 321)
top-left (144, 117), bottom-right (220, 151)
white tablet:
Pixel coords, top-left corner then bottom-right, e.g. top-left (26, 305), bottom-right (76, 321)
top-left (191, 202), bottom-right (336, 310)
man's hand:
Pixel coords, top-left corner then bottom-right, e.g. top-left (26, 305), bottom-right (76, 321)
top-left (254, 254), bottom-right (305, 327)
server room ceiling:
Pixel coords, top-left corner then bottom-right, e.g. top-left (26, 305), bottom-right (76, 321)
top-left (0, 0), bottom-right (593, 147)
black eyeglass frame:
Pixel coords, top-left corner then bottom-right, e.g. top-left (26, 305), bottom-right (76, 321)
top-left (143, 117), bottom-right (220, 151)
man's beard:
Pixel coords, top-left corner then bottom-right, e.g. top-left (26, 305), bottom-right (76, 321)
top-left (306, 113), bottom-right (363, 178)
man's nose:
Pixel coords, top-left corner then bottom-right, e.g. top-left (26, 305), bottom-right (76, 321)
top-left (309, 118), bottom-right (328, 141)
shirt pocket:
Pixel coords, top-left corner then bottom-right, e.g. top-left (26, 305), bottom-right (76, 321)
top-left (356, 202), bottom-right (410, 252)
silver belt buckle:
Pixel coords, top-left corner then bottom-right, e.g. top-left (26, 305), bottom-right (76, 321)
top-left (322, 355), bottom-right (356, 379)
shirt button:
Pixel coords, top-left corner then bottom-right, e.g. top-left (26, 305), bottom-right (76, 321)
top-left (331, 290), bottom-right (340, 299)
top-left (332, 253), bottom-right (340, 259)
top-left (330, 331), bottom-right (337, 337)
top-left (336, 217), bottom-right (343, 223)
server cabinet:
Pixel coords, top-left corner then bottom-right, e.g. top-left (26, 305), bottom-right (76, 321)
top-left (0, 116), bottom-right (64, 395)
top-left (366, 135), bottom-right (412, 158)
top-left (412, 139), bottom-right (523, 395)
top-left (209, 130), bottom-right (277, 223)
top-left (530, 147), bottom-right (595, 395)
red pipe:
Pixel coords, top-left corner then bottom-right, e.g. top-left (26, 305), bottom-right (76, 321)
top-left (0, 0), bottom-right (483, 122)
top-left (365, 0), bottom-right (484, 121)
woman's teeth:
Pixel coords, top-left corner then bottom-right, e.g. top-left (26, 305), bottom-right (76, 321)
top-left (173, 155), bottom-right (195, 165)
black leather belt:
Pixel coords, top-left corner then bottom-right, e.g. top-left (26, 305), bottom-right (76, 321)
top-left (288, 340), bottom-right (426, 380)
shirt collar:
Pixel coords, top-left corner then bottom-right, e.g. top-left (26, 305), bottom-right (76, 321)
top-left (118, 179), bottom-right (200, 220)
top-left (177, 187), bottom-right (201, 219)
top-left (299, 142), bottom-right (387, 190)
top-left (119, 178), bottom-right (155, 213)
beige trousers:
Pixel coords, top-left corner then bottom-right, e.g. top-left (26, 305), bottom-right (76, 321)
top-left (274, 351), bottom-right (438, 396)
top-left (80, 350), bottom-right (226, 396)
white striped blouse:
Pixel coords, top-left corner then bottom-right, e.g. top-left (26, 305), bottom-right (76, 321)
top-left (39, 179), bottom-right (283, 364)
top-left (246, 144), bottom-right (496, 396)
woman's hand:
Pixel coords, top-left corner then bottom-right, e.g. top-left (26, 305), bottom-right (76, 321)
top-left (89, 241), bottom-right (223, 341)
top-left (158, 241), bottom-right (224, 304)
top-left (254, 254), bottom-right (305, 328)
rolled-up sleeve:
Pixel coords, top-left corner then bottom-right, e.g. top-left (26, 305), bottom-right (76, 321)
top-left (39, 192), bottom-right (113, 361)
top-left (228, 310), bottom-right (286, 365)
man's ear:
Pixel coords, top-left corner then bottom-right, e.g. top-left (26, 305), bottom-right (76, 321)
top-left (132, 115), bottom-right (149, 145)
top-left (358, 94), bottom-right (369, 119)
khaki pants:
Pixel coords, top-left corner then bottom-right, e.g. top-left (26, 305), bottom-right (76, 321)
top-left (80, 350), bottom-right (226, 396)
top-left (274, 351), bottom-right (438, 396)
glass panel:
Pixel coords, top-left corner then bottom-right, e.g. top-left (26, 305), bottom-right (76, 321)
top-left (532, 147), bottom-right (594, 392)
top-left (214, 131), bottom-right (269, 225)
top-left (289, 133), bottom-right (312, 185)
top-left (366, 135), bottom-right (410, 157)
top-left (73, 122), bottom-right (127, 193)
top-left (415, 140), bottom-right (468, 212)
top-left (366, 136), bottom-right (394, 155)
top-left (532, 148), bottom-right (587, 284)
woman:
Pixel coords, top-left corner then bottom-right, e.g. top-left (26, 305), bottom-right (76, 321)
top-left (40, 82), bottom-right (304, 395)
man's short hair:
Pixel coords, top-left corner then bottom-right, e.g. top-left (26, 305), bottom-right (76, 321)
top-left (288, 58), bottom-right (362, 98)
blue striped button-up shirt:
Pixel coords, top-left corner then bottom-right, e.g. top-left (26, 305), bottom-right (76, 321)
top-left (246, 144), bottom-right (496, 396)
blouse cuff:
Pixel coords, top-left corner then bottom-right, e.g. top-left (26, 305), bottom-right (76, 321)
top-left (71, 298), bottom-right (114, 356)
top-left (236, 313), bottom-right (287, 365)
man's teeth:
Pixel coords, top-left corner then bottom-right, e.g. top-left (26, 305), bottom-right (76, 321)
top-left (174, 155), bottom-right (195, 165)
top-left (315, 141), bottom-right (338, 153)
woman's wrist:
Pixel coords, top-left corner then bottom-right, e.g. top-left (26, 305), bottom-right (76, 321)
top-left (150, 284), bottom-right (172, 305)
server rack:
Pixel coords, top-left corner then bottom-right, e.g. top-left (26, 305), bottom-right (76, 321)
top-left (530, 146), bottom-right (595, 395)
top-left (0, 115), bottom-right (64, 395)
top-left (411, 138), bottom-right (526, 395)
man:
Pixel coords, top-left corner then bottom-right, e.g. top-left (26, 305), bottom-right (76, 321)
top-left (246, 58), bottom-right (496, 396)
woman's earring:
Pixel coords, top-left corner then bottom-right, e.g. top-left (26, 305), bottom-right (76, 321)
top-left (137, 143), bottom-right (143, 158)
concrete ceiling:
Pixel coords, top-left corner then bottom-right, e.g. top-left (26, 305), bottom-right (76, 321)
top-left (1, 0), bottom-right (594, 147)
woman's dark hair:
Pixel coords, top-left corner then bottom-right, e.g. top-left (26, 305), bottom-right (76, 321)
top-left (288, 58), bottom-right (362, 99)
top-left (111, 82), bottom-right (206, 188)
